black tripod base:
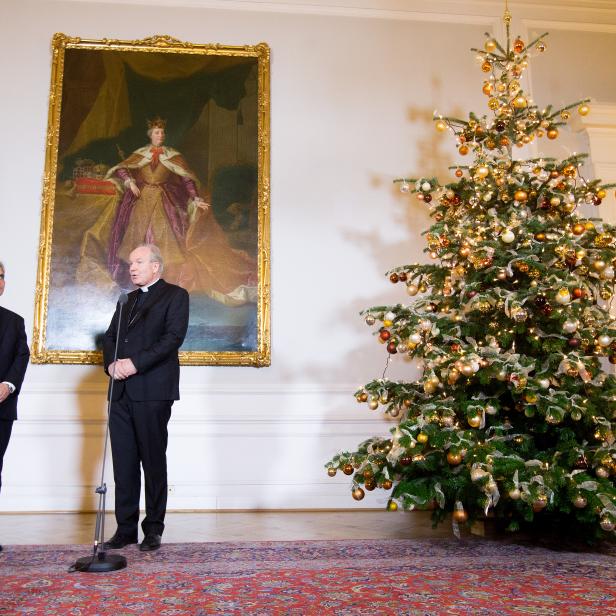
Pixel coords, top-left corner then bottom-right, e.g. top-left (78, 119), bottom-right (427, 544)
top-left (71, 552), bottom-right (127, 572)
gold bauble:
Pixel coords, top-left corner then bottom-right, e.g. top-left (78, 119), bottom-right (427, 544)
top-left (382, 479), bottom-right (393, 490)
top-left (597, 189), bottom-right (607, 199)
top-left (560, 110), bottom-right (570, 120)
top-left (459, 145), bottom-right (469, 156)
top-left (513, 95), bottom-right (528, 109)
top-left (327, 467), bottom-right (337, 477)
top-left (467, 415), bottom-right (482, 428)
top-left (452, 509), bottom-right (468, 523)
top-left (536, 42), bottom-right (546, 52)
top-left (563, 163), bottom-right (576, 178)
top-left (423, 381), bottom-right (437, 394)
top-left (387, 500), bottom-right (398, 511)
top-left (343, 464), bottom-right (354, 475)
top-left (509, 488), bottom-right (521, 500)
top-left (447, 451), bottom-right (462, 465)
top-left (573, 495), bottom-right (587, 508)
top-left (596, 466), bottom-right (610, 479)
top-left (514, 190), bottom-right (528, 202)
top-left (547, 127), bottom-right (559, 140)
top-left (513, 38), bottom-right (525, 53)
top-left (435, 119), bottom-right (447, 132)
top-left (352, 487), bottom-right (365, 501)
top-left (593, 260), bottom-right (606, 272)
top-left (532, 495), bottom-right (548, 512)
top-left (484, 39), bottom-right (497, 53)
top-left (488, 97), bottom-right (500, 110)
top-left (481, 60), bottom-right (492, 72)
top-left (475, 165), bottom-right (489, 178)
top-left (578, 104), bottom-right (590, 116)
top-left (572, 223), bottom-right (585, 235)
top-left (416, 432), bottom-right (429, 444)
top-left (600, 517), bottom-right (615, 532)
top-left (482, 81), bottom-right (494, 96)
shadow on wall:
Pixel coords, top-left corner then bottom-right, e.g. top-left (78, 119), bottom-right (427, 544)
top-left (77, 366), bottom-right (109, 512)
top-left (259, 103), bottom-right (458, 507)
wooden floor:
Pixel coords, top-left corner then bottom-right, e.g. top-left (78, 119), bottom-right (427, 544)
top-left (0, 510), bottom-right (451, 545)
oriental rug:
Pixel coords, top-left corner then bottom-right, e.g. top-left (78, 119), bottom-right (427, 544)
top-left (0, 538), bottom-right (615, 615)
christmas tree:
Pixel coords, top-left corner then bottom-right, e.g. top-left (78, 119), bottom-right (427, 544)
top-left (327, 11), bottom-right (616, 542)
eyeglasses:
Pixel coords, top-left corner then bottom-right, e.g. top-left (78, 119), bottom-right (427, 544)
top-left (0, 274), bottom-right (5, 280)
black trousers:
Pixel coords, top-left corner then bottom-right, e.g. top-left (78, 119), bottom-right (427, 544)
top-left (109, 391), bottom-right (172, 537)
top-left (0, 419), bottom-right (14, 495)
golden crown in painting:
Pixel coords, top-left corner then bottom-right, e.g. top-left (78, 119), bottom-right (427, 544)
top-left (147, 116), bottom-right (167, 130)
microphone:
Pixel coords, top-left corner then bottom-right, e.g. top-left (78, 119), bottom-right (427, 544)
top-left (70, 290), bottom-right (129, 572)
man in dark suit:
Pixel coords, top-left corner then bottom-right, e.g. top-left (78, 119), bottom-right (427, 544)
top-left (102, 244), bottom-right (189, 552)
top-left (0, 261), bottom-right (30, 553)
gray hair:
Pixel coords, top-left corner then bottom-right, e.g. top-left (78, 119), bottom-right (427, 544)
top-left (138, 244), bottom-right (164, 273)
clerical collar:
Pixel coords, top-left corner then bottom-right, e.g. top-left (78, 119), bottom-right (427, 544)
top-left (140, 278), bottom-right (161, 293)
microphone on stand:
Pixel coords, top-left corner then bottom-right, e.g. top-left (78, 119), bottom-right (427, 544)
top-left (70, 292), bottom-right (129, 573)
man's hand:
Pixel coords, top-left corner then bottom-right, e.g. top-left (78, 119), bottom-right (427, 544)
top-left (108, 359), bottom-right (136, 380)
top-left (117, 358), bottom-right (137, 378)
top-left (129, 180), bottom-right (141, 197)
top-left (107, 361), bottom-right (126, 380)
top-left (194, 197), bottom-right (210, 211)
top-left (0, 383), bottom-right (10, 403)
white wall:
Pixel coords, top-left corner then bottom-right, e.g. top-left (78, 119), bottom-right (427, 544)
top-left (1, 0), bottom-right (616, 512)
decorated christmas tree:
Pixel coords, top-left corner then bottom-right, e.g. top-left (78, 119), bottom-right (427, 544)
top-left (327, 11), bottom-right (616, 541)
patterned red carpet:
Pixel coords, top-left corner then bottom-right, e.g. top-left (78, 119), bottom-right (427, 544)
top-left (0, 538), bottom-right (615, 615)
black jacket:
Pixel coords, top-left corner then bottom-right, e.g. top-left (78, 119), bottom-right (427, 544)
top-left (103, 279), bottom-right (189, 401)
top-left (0, 306), bottom-right (30, 421)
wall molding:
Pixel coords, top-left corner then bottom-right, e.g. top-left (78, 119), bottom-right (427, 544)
top-left (53, 0), bottom-right (616, 21)
top-left (0, 482), bottom-right (388, 512)
top-left (21, 382), bottom-right (366, 395)
top-left (523, 19), bottom-right (616, 33)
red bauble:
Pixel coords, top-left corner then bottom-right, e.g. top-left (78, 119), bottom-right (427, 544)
top-left (387, 341), bottom-right (398, 354)
top-left (379, 329), bottom-right (391, 341)
top-left (389, 273), bottom-right (399, 283)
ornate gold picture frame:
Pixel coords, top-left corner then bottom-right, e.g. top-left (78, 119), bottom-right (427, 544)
top-left (33, 34), bottom-right (270, 366)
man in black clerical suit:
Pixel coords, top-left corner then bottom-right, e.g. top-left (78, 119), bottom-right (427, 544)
top-left (102, 244), bottom-right (188, 552)
top-left (0, 261), bottom-right (30, 553)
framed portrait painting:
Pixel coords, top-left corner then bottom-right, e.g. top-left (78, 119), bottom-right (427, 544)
top-left (32, 34), bottom-right (270, 366)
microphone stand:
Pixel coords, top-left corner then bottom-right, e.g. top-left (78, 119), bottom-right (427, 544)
top-left (71, 292), bottom-right (129, 572)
